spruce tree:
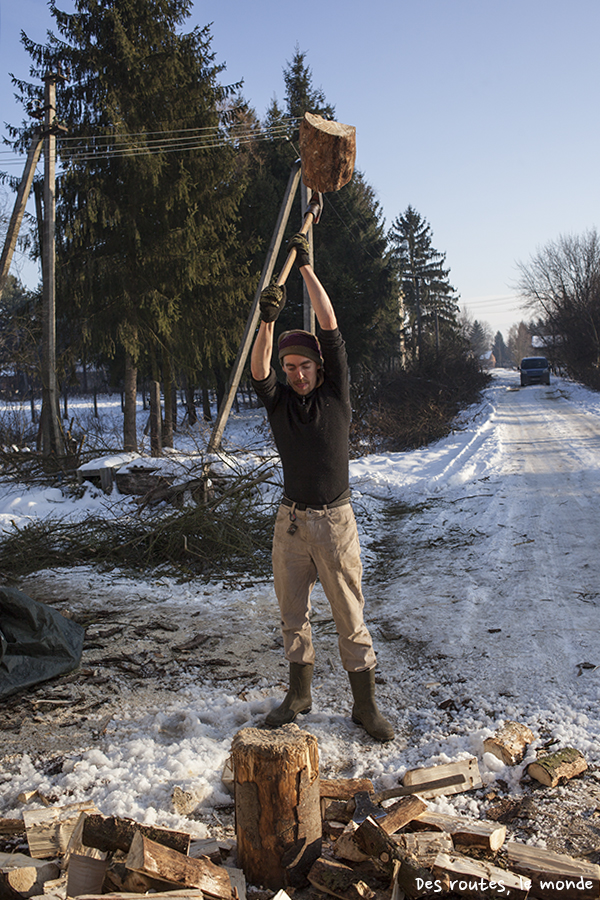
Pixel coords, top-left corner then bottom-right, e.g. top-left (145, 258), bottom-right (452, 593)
top-left (388, 205), bottom-right (460, 363)
top-left (13, 0), bottom-right (251, 450)
top-left (252, 48), bottom-right (398, 372)
top-left (469, 320), bottom-right (491, 361)
top-left (492, 330), bottom-right (509, 367)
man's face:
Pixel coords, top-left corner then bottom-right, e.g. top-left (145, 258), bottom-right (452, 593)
top-left (282, 354), bottom-right (319, 396)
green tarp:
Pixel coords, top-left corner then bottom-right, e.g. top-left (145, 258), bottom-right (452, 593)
top-left (0, 587), bottom-right (85, 699)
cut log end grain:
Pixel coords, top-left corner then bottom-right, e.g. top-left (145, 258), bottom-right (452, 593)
top-left (483, 720), bottom-right (535, 766)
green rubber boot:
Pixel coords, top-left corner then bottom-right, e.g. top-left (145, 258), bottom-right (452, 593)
top-left (265, 662), bottom-right (314, 727)
top-left (348, 667), bottom-right (395, 742)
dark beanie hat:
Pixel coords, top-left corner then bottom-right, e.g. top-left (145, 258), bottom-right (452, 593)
top-left (278, 330), bottom-right (323, 366)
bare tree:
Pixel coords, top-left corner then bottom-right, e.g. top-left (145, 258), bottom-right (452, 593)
top-left (516, 230), bottom-right (600, 383)
top-left (507, 321), bottom-right (532, 365)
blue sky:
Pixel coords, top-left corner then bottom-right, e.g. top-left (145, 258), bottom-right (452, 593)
top-left (2, 0), bottom-right (600, 339)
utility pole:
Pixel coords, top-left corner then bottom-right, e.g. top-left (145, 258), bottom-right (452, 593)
top-left (39, 73), bottom-right (66, 458)
top-left (414, 275), bottom-right (422, 364)
top-left (301, 180), bottom-right (316, 334)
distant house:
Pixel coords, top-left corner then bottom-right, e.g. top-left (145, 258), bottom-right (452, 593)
top-left (480, 351), bottom-right (496, 370)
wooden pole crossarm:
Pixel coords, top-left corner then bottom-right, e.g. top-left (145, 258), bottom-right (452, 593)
top-left (0, 130), bottom-right (43, 301)
top-left (207, 160), bottom-right (302, 453)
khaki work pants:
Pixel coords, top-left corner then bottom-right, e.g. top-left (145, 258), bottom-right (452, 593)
top-left (272, 502), bottom-right (377, 672)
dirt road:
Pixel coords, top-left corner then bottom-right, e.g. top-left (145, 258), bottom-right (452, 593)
top-left (2, 370), bottom-right (600, 871)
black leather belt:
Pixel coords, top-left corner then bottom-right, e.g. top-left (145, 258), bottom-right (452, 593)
top-left (282, 495), bottom-right (351, 511)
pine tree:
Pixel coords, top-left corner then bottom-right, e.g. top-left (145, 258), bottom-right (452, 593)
top-left (388, 205), bottom-right (460, 363)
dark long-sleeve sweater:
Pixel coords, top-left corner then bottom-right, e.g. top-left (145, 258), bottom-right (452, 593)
top-left (252, 328), bottom-right (351, 506)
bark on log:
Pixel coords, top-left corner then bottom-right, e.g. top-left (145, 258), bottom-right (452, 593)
top-left (81, 814), bottom-right (190, 855)
top-left (507, 841), bottom-right (600, 900)
top-left (299, 113), bottom-right (356, 193)
top-left (306, 858), bottom-right (375, 900)
top-left (0, 872), bottom-right (25, 900)
top-left (527, 747), bottom-right (588, 787)
top-left (322, 800), bottom-right (352, 825)
top-left (320, 778), bottom-right (374, 800)
top-left (353, 816), bottom-right (431, 899)
top-left (0, 821), bottom-right (24, 837)
top-left (483, 721), bottom-right (535, 765)
top-left (231, 725), bottom-right (321, 891)
top-left (103, 861), bottom-right (178, 895)
top-left (353, 817), bottom-right (400, 874)
top-left (125, 833), bottom-right (231, 900)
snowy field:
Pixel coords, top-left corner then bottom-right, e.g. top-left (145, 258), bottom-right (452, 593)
top-left (1, 367), bottom-right (600, 854)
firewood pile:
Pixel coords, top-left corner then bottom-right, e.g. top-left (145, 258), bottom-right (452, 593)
top-left (0, 720), bottom-right (597, 900)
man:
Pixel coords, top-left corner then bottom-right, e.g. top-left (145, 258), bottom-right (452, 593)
top-left (250, 232), bottom-right (394, 742)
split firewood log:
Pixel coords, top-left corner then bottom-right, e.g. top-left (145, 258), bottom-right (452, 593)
top-left (125, 832), bottom-right (231, 900)
top-left (0, 854), bottom-right (60, 897)
top-left (353, 816), bottom-right (432, 899)
top-left (307, 857), bottom-right (375, 900)
top-left (23, 803), bottom-right (99, 859)
top-left (394, 831), bottom-right (453, 866)
top-left (402, 757), bottom-right (482, 798)
top-left (81, 813), bottom-right (190, 855)
top-left (378, 795), bottom-right (428, 835)
top-left (432, 851), bottom-right (530, 899)
top-left (408, 811), bottom-right (507, 852)
top-left (507, 841), bottom-right (600, 900)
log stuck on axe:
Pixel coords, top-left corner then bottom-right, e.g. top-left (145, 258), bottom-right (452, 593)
top-left (275, 112), bottom-right (356, 288)
top-left (300, 112), bottom-right (357, 193)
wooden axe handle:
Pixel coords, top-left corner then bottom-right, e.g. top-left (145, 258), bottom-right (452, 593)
top-left (276, 194), bottom-right (322, 288)
top-left (372, 773), bottom-right (466, 803)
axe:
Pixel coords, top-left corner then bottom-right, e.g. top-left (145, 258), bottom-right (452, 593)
top-left (352, 773), bottom-right (467, 823)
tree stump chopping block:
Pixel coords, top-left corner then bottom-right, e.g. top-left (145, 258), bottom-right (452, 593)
top-left (231, 725), bottom-right (321, 890)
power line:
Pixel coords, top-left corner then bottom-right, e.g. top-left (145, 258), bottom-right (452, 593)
top-left (0, 118), bottom-right (300, 167)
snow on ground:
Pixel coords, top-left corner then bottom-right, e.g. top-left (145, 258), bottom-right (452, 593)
top-left (1, 368), bottom-right (600, 849)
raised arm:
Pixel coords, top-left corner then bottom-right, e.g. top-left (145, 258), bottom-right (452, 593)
top-left (298, 263), bottom-right (338, 331)
top-left (251, 320), bottom-right (275, 381)
top-left (287, 233), bottom-right (338, 331)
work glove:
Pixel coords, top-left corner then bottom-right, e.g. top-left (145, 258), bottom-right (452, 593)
top-left (288, 232), bottom-right (310, 268)
top-left (259, 283), bottom-right (286, 323)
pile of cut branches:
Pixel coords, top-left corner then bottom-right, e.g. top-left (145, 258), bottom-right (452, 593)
top-left (0, 470), bottom-right (277, 581)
